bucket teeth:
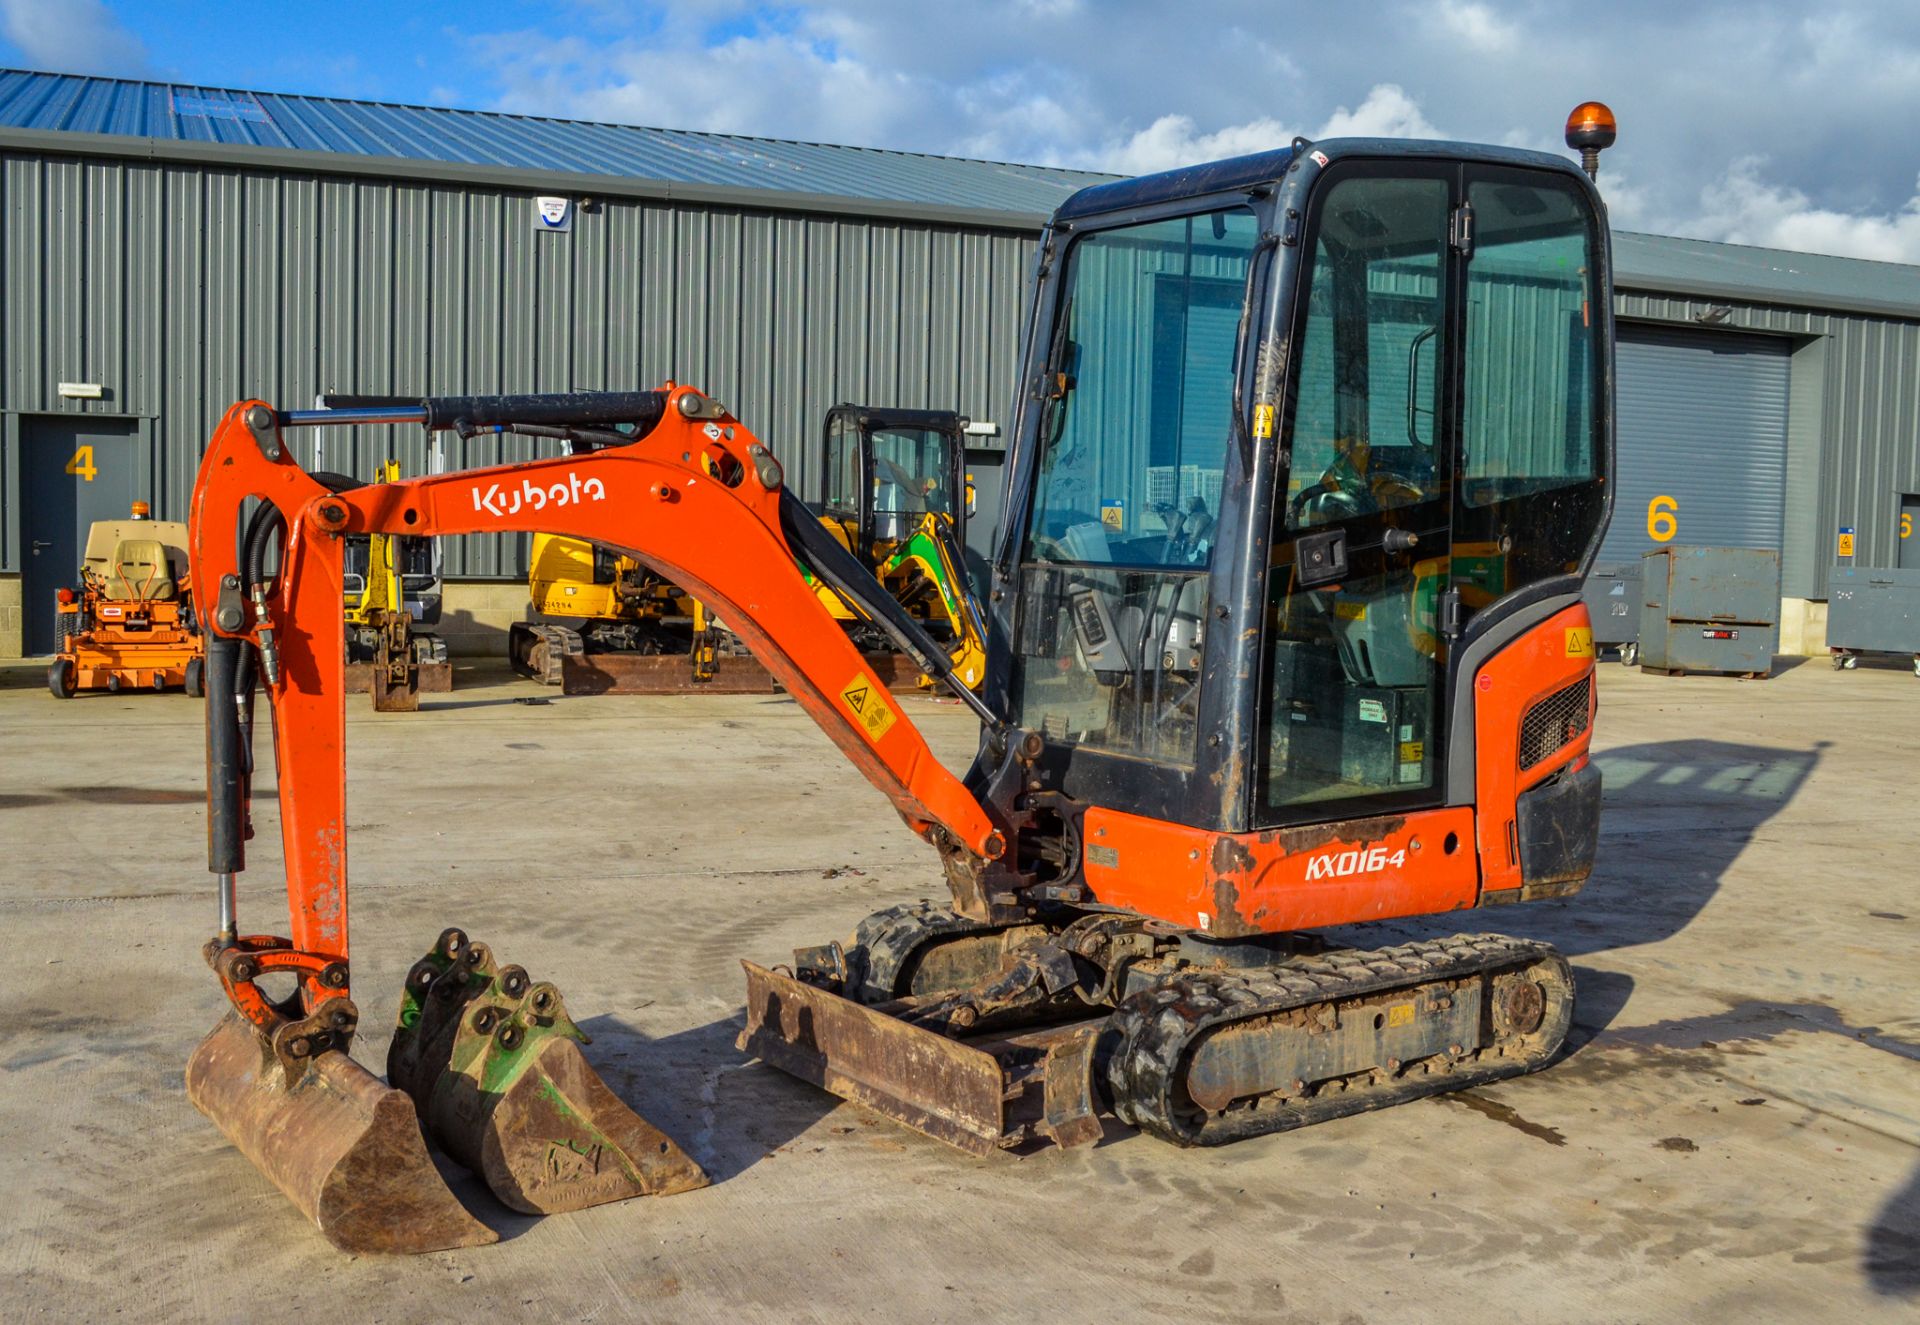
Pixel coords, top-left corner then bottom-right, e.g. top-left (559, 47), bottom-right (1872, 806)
top-left (389, 928), bottom-right (709, 1214)
top-left (186, 1012), bottom-right (496, 1254)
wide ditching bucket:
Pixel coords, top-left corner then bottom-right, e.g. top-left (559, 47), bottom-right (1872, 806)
top-left (186, 1011), bottom-right (496, 1254)
top-left (389, 929), bottom-right (708, 1214)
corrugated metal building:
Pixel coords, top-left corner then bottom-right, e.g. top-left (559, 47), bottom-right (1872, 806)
top-left (3, 69), bottom-right (1918, 656)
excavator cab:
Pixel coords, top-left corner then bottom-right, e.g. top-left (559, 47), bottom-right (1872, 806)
top-left (999, 155), bottom-right (1605, 837)
top-left (182, 120), bottom-right (1616, 1253)
top-left (821, 405), bottom-right (968, 553)
top-left (814, 404), bottom-right (988, 689)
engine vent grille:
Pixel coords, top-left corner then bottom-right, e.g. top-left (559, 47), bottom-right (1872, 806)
top-left (1519, 674), bottom-right (1593, 771)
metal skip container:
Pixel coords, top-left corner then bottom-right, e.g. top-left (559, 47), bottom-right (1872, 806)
top-left (1638, 545), bottom-right (1780, 678)
top-left (1581, 561), bottom-right (1644, 663)
top-left (1826, 565), bottom-right (1920, 676)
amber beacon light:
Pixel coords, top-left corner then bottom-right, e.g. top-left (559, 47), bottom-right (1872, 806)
top-left (1564, 101), bottom-right (1617, 181)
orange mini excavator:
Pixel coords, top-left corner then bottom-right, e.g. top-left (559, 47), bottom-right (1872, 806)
top-left (186, 117), bottom-right (1617, 1252)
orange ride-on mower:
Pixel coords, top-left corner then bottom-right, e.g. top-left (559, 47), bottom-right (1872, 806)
top-left (49, 502), bottom-right (205, 699)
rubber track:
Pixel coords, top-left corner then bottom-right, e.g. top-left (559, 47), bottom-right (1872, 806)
top-left (509, 623), bottom-right (581, 686)
top-left (847, 903), bottom-right (993, 1005)
top-left (1106, 933), bottom-right (1573, 1147)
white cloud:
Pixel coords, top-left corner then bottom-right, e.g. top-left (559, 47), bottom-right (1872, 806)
top-left (1314, 84), bottom-right (1444, 140)
top-left (1435, 0), bottom-right (1518, 52)
top-left (442, 0), bottom-right (1920, 264)
top-left (1092, 113), bottom-right (1289, 176)
top-left (0, 0), bottom-right (150, 77)
top-left (469, 23), bottom-right (923, 149)
top-left (1087, 84), bottom-right (1445, 177)
top-left (1679, 158), bottom-right (1920, 263)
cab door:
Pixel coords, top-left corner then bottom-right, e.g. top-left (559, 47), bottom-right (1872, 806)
top-left (1258, 168), bottom-right (1458, 821)
top-left (1449, 167), bottom-right (1608, 633)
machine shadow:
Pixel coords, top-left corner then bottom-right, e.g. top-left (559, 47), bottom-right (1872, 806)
top-left (1560, 966), bottom-right (1635, 1052)
top-left (1868, 1160), bottom-right (1920, 1296)
top-left (578, 1010), bottom-right (838, 1186)
top-left (559, 739), bottom-right (1822, 1191)
top-left (1348, 737), bottom-right (1824, 1042)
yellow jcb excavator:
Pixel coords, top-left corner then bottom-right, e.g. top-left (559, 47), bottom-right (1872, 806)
top-left (509, 402), bottom-right (988, 694)
top-left (811, 403), bottom-right (988, 691)
top-left (340, 460), bottom-right (451, 710)
top-left (184, 109), bottom-right (1620, 1254)
top-left (507, 534), bottom-right (752, 690)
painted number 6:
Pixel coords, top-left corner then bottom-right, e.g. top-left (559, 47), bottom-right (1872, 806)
top-left (1647, 494), bottom-right (1678, 542)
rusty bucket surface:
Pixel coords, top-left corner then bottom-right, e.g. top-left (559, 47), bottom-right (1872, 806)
top-left (185, 1013), bottom-right (496, 1254)
top-left (443, 1032), bottom-right (708, 1213)
top-left (390, 930), bottom-right (708, 1215)
top-left (738, 960), bottom-right (1106, 1156)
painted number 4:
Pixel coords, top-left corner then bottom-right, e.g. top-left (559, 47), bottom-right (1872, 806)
top-left (65, 445), bottom-right (97, 482)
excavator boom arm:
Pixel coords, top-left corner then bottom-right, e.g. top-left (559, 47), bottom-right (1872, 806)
top-left (189, 386), bottom-right (1004, 1002)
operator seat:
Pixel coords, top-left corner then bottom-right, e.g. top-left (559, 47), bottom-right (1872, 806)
top-left (110, 539), bottom-right (176, 601)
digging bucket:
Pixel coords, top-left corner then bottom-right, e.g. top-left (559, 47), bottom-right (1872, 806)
top-left (185, 1012), bottom-right (497, 1254)
top-left (390, 929), bottom-right (708, 1214)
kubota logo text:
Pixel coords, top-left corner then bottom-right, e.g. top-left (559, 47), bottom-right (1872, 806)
top-left (1305, 844), bottom-right (1407, 880)
top-left (471, 472), bottom-right (607, 518)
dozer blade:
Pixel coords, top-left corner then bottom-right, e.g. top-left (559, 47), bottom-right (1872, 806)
top-left (737, 960), bottom-right (1104, 1157)
top-left (185, 1012), bottom-right (496, 1254)
top-left (390, 929), bottom-right (707, 1214)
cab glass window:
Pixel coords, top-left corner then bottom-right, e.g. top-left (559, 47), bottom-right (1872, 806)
top-left (1011, 206), bottom-right (1258, 765)
top-left (1459, 181), bottom-right (1598, 510)
top-left (824, 414), bottom-right (861, 517)
top-left (1024, 207), bottom-right (1258, 568)
top-left (1287, 177), bottom-right (1449, 531)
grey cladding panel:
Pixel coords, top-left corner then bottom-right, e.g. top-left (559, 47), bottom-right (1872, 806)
top-left (0, 153), bottom-right (1035, 578)
top-left (1599, 324), bottom-right (1791, 564)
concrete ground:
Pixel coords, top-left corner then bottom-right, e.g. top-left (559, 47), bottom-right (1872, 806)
top-left (0, 655), bottom-right (1915, 1323)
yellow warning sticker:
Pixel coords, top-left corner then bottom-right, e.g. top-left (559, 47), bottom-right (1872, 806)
top-left (1253, 402), bottom-right (1276, 439)
top-left (1386, 1002), bottom-right (1415, 1028)
top-left (1399, 741), bottom-right (1424, 763)
top-left (1565, 625), bottom-right (1594, 658)
top-left (1837, 531), bottom-right (1856, 557)
top-left (840, 673), bottom-right (897, 741)
top-left (1334, 600), bottom-right (1366, 621)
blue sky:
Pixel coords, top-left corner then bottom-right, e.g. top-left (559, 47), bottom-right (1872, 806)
top-left (7, 1), bottom-right (1920, 262)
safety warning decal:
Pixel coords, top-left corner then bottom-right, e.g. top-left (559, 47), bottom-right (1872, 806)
top-left (1253, 403), bottom-right (1276, 439)
top-left (1565, 625), bottom-right (1594, 658)
top-left (841, 673), bottom-right (897, 741)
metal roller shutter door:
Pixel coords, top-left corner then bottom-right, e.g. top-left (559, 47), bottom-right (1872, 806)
top-left (1598, 324), bottom-right (1791, 566)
